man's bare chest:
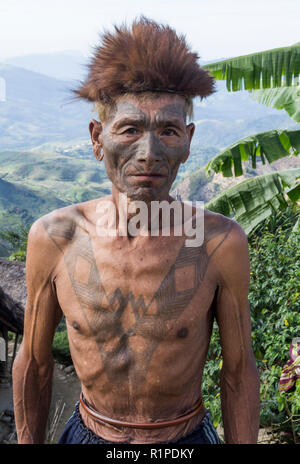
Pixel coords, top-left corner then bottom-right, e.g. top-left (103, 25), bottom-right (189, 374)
top-left (52, 227), bottom-right (216, 386)
top-left (55, 229), bottom-right (213, 320)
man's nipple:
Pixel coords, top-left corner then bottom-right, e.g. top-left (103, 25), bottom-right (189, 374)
top-left (177, 327), bottom-right (188, 338)
top-left (72, 321), bottom-right (81, 331)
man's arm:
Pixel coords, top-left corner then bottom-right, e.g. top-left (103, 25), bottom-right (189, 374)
top-left (212, 220), bottom-right (260, 444)
top-left (12, 218), bottom-right (63, 444)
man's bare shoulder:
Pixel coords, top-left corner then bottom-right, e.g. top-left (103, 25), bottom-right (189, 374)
top-left (30, 196), bottom-right (110, 243)
top-left (29, 204), bottom-right (79, 246)
top-left (25, 205), bottom-right (80, 281)
top-left (201, 210), bottom-right (249, 289)
top-left (203, 209), bottom-right (244, 240)
top-left (202, 209), bottom-right (248, 258)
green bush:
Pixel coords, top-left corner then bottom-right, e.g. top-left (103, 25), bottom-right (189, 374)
top-left (9, 249), bottom-right (27, 262)
top-left (202, 211), bottom-right (300, 442)
top-left (0, 225), bottom-right (29, 260)
top-left (52, 328), bottom-right (72, 366)
top-left (249, 222), bottom-right (300, 442)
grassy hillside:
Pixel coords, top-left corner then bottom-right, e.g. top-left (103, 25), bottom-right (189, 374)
top-left (0, 149), bottom-right (112, 254)
top-left (0, 176), bottom-right (69, 254)
top-left (0, 150), bottom-right (111, 204)
top-left (0, 175), bottom-right (70, 223)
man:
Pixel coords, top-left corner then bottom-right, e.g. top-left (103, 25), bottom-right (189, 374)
top-left (12, 17), bottom-right (260, 444)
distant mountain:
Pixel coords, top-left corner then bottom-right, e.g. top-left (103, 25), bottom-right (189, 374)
top-left (4, 50), bottom-right (88, 82)
top-left (0, 63), bottom-right (93, 150)
top-left (29, 139), bottom-right (95, 159)
top-left (193, 79), bottom-right (282, 122)
top-left (2, 54), bottom-right (222, 84)
top-left (192, 80), bottom-right (298, 149)
top-left (191, 113), bottom-right (298, 151)
top-left (0, 57), bottom-right (298, 152)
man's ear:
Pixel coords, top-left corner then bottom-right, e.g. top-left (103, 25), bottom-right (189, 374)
top-left (89, 119), bottom-right (104, 161)
top-left (182, 122), bottom-right (195, 164)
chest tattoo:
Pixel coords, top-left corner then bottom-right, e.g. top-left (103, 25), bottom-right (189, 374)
top-left (43, 217), bottom-right (232, 386)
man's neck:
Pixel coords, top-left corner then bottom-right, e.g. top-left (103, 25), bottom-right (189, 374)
top-left (111, 186), bottom-right (177, 236)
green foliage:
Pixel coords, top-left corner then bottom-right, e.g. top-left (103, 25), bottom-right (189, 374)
top-left (52, 331), bottom-right (72, 366)
top-left (203, 43), bottom-right (300, 91)
top-left (206, 128), bottom-right (300, 178)
top-left (0, 227), bottom-right (28, 249)
top-left (275, 380), bottom-right (300, 443)
top-left (51, 317), bottom-right (72, 365)
top-left (8, 249), bottom-right (27, 262)
top-left (202, 321), bottom-right (222, 429)
top-left (205, 169), bottom-right (300, 235)
top-left (0, 175), bottom-right (69, 230)
top-left (0, 225), bottom-right (30, 261)
top-left (251, 86), bottom-right (300, 124)
top-left (248, 215), bottom-right (300, 442)
top-left (203, 211), bottom-right (300, 442)
top-left (203, 43), bottom-right (300, 237)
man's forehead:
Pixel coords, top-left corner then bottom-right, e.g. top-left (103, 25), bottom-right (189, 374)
top-left (109, 94), bottom-right (187, 124)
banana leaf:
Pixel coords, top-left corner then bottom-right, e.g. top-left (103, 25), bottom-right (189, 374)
top-left (203, 43), bottom-right (300, 91)
top-left (291, 216), bottom-right (300, 234)
top-left (205, 168), bottom-right (300, 235)
top-left (206, 128), bottom-right (300, 178)
top-left (250, 86), bottom-right (300, 123)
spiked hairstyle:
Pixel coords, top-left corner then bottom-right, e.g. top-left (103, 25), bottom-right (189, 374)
top-left (74, 17), bottom-right (215, 119)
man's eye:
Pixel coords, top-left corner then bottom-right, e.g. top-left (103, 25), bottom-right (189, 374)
top-left (124, 127), bottom-right (140, 135)
top-left (162, 128), bottom-right (177, 136)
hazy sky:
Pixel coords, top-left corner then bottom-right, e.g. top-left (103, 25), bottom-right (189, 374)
top-left (0, 0), bottom-right (299, 61)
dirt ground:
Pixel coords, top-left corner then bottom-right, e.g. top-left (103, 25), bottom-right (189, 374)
top-left (0, 342), bottom-right (277, 444)
top-left (0, 342), bottom-right (81, 444)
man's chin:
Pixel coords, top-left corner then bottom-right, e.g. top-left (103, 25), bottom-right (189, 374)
top-left (125, 186), bottom-right (166, 203)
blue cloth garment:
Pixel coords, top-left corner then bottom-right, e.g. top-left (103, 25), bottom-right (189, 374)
top-left (58, 401), bottom-right (221, 444)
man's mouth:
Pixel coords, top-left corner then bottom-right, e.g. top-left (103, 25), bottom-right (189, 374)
top-left (130, 172), bottom-right (166, 180)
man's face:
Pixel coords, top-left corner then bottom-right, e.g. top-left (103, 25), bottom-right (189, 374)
top-left (90, 94), bottom-right (195, 202)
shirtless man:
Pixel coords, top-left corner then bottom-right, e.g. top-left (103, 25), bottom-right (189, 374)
top-left (12, 17), bottom-right (260, 444)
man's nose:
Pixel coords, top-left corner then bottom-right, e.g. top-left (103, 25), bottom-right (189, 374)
top-left (135, 132), bottom-right (162, 167)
